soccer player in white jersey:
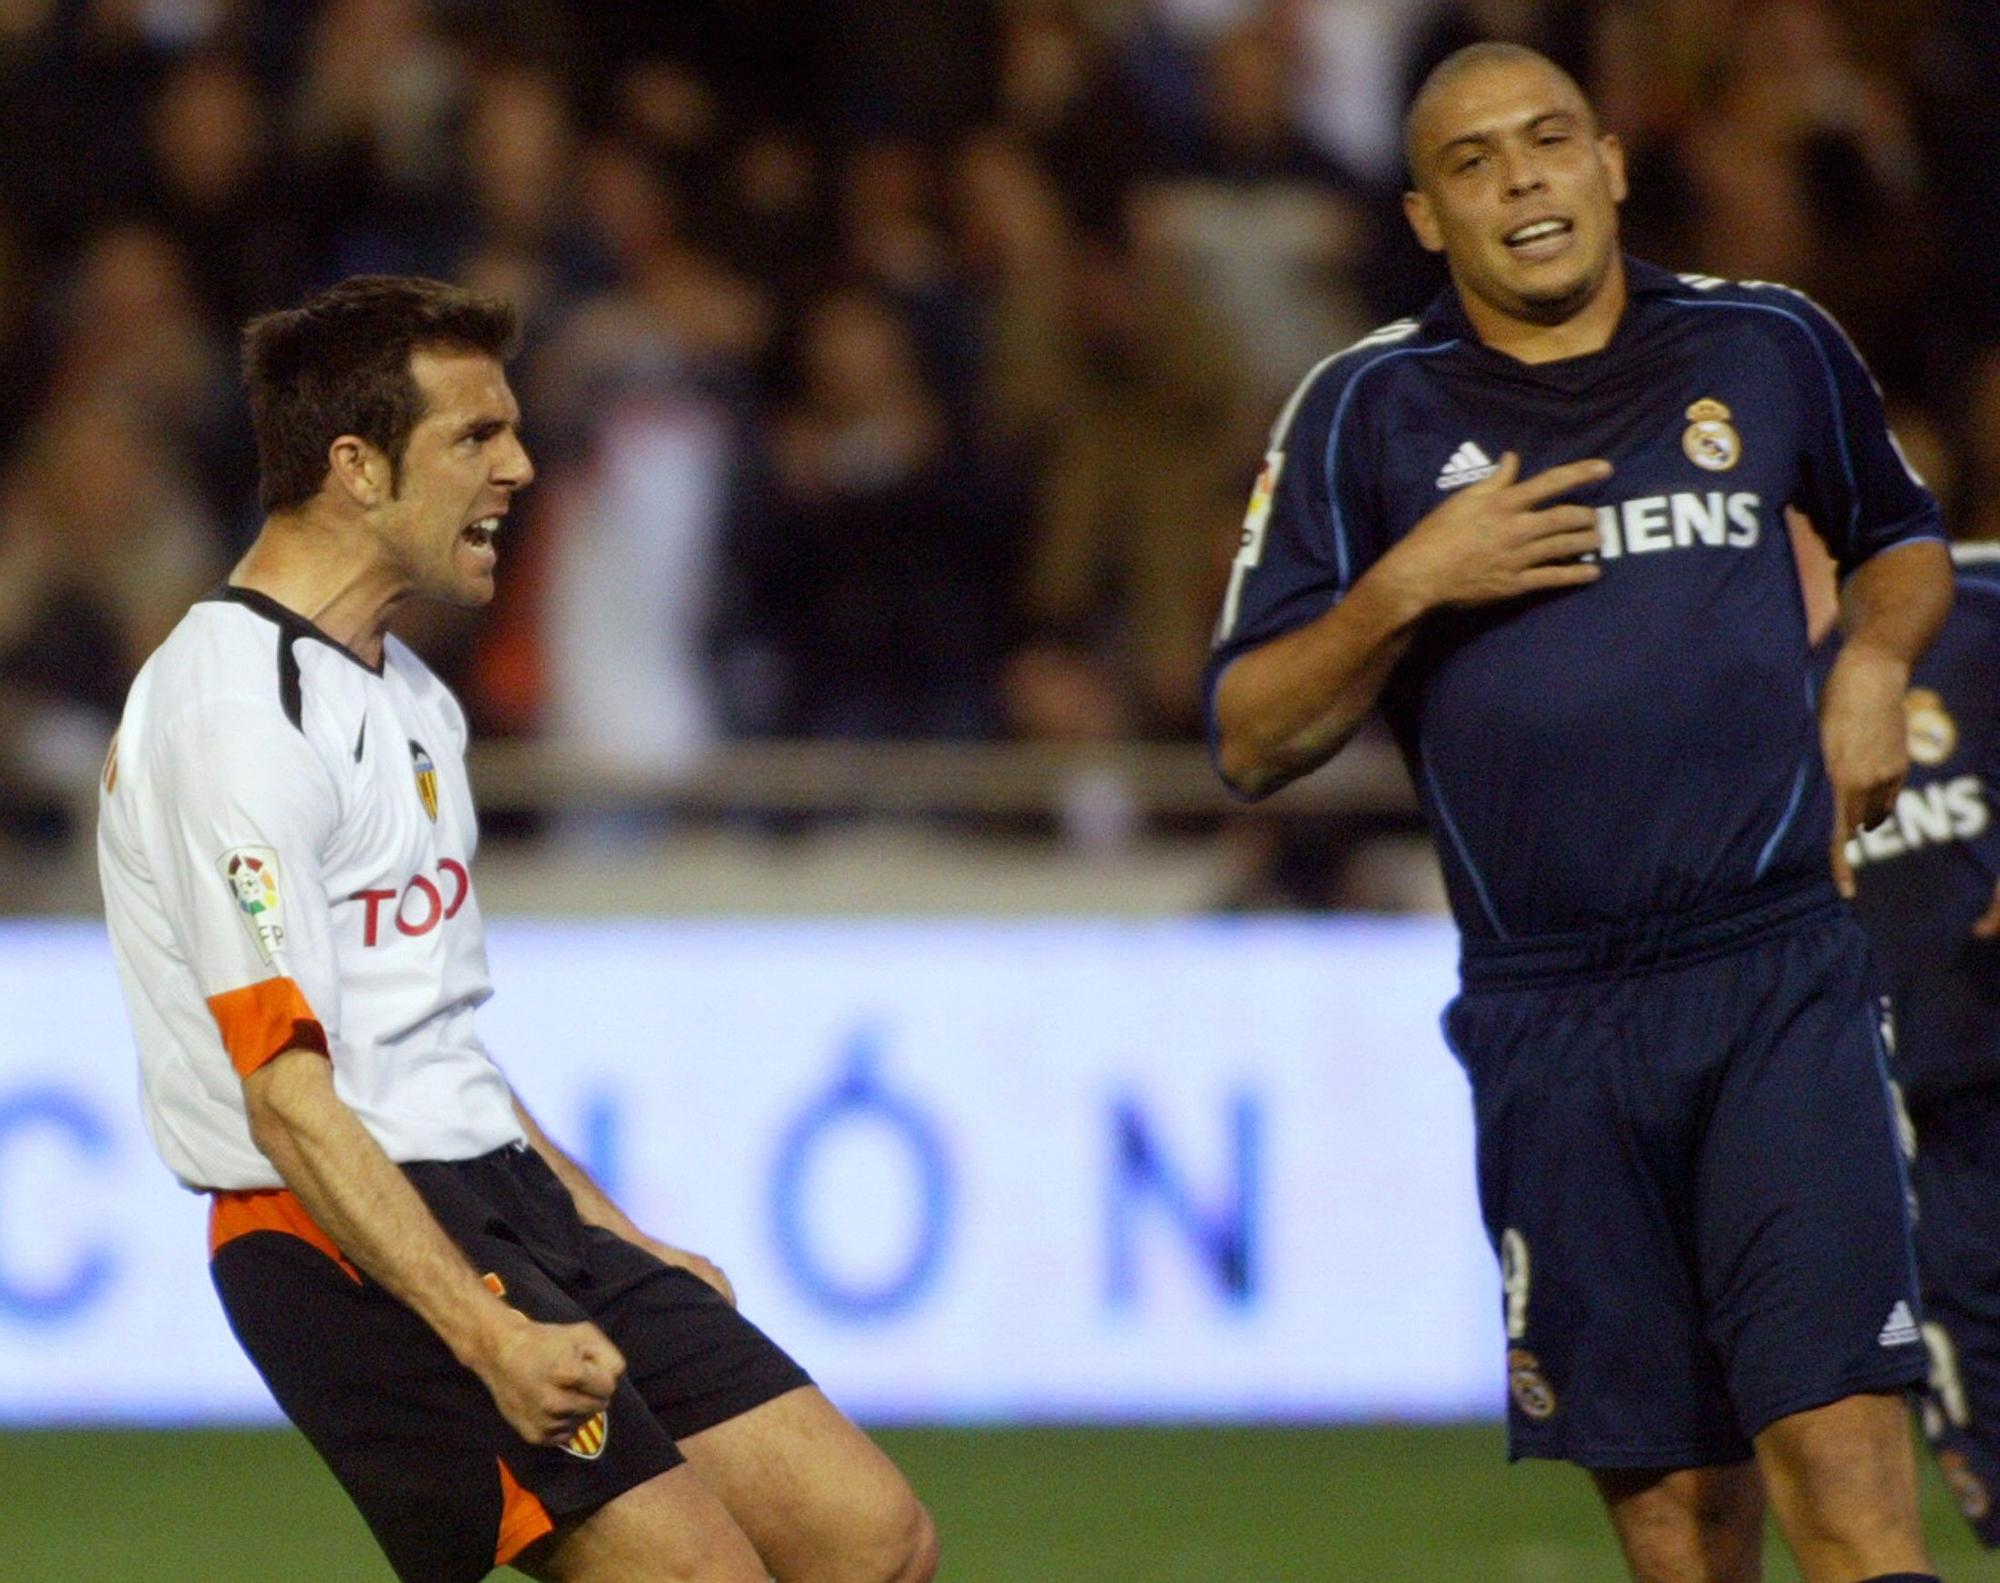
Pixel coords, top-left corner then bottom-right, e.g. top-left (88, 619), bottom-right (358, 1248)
top-left (98, 276), bottom-right (939, 1583)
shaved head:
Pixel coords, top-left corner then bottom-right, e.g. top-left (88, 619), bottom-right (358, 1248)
top-left (1404, 43), bottom-right (1595, 186)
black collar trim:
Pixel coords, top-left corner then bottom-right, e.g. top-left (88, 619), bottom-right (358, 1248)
top-left (202, 585), bottom-right (381, 734)
top-left (202, 586), bottom-right (384, 677)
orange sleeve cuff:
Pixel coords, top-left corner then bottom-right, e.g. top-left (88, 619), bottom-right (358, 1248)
top-left (204, 976), bottom-right (329, 1078)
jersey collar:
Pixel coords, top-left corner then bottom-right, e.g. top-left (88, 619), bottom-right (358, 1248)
top-left (1419, 254), bottom-right (1683, 346)
top-left (202, 585), bottom-right (386, 678)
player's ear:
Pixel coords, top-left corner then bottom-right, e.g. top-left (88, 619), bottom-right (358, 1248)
top-left (326, 435), bottom-right (387, 508)
top-left (1598, 131), bottom-right (1628, 205)
top-left (1403, 187), bottom-right (1445, 254)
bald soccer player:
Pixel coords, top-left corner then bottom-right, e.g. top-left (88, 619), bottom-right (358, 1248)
top-left (1208, 43), bottom-right (1952, 1583)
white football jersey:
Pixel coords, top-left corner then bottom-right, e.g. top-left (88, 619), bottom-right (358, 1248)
top-left (98, 588), bottom-right (524, 1190)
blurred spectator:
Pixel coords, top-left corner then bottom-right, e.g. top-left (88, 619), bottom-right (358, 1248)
top-left (1132, 16), bottom-right (1375, 405)
top-left (0, 390), bottom-right (222, 729)
top-left (291, 0), bottom-right (465, 276)
top-left (1288, 0), bottom-right (1439, 187)
top-left (144, 50), bottom-right (318, 333)
top-left (726, 284), bottom-right (1009, 739)
top-left (715, 125), bottom-right (831, 305)
top-left (450, 59), bottom-right (608, 337)
top-left (836, 139), bottom-right (981, 417)
top-left (1962, 347), bottom-right (2000, 544)
top-left (1676, 0), bottom-right (1928, 383)
top-left (38, 223), bottom-right (245, 535)
top-left (994, 2), bottom-right (1152, 235)
top-left (994, 226), bottom-right (1250, 739)
top-left (464, 140), bottom-right (769, 757)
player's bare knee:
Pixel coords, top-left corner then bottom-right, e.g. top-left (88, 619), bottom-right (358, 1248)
top-left (1599, 1465), bottom-right (1763, 1583)
top-left (898, 1498), bottom-right (940, 1583)
top-left (856, 1488), bottom-right (937, 1583)
top-left (813, 1484), bottom-right (935, 1583)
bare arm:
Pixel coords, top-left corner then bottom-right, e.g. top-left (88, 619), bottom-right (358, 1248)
top-left (1214, 454), bottom-right (1612, 797)
top-left (243, 1049), bottom-right (625, 1442)
top-left (1820, 537), bottom-right (1955, 896)
top-left (512, 1093), bottom-right (736, 1305)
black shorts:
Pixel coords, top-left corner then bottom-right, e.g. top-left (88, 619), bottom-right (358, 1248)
top-left (210, 1144), bottom-right (812, 1582)
top-left (1909, 1085), bottom-right (2000, 1545)
top-left (1447, 883), bottom-right (1927, 1468)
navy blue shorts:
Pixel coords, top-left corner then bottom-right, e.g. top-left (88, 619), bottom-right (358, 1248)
top-left (1446, 880), bottom-right (1926, 1468)
top-left (1909, 1084), bottom-right (2000, 1545)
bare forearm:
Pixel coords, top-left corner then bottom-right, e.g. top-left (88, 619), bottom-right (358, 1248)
top-left (1819, 539), bottom-right (1954, 894)
top-left (512, 1096), bottom-right (643, 1241)
top-left (511, 1093), bottom-right (737, 1304)
top-left (1838, 538), bottom-right (1953, 668)
top-left (246, 1051), bottom-right (508, 1368)
top-left (1214, 563), bottom-right (1426, 797)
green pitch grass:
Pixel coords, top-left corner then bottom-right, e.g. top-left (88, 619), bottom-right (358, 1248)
top-left (2, 1424), bottom-right (1995, 1581)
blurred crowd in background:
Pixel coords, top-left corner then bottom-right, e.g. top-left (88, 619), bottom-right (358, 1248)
top-left (1, 0), bottom-right (1997, 868)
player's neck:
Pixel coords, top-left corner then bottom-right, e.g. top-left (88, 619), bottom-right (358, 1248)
top-left (230, 514), bottom-right (404, 668)
top-left (1458, 256), bottom-right (1629, 365)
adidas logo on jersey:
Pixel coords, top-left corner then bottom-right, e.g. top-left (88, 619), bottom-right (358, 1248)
top-left (1436, 441), bottom-right (1498, 490)
top-left (1879, 1300), bottom-right (1920, 1349)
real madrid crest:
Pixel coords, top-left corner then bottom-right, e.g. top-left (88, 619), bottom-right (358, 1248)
top-left (1940, 1450), bottom-right (1993, 1522)
top-left (1506, 1348), bottom-right (1558, 1421)
top-left (1903, 688), bottom-right (1957, 766)
top-left (1682, 398), bottom-right (1741, 472)
top-left (409, 739), bottom-right (439, 822)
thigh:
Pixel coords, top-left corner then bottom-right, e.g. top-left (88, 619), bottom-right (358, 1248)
top-left (578, 1229), bottom-right (815, 1440)
top-left (213, 1228), bottom-right (680, 1583)
top-left (679, 1385), bottom-right (933, 1583)
top-left (514, 1464), bottom-right (767, 1583)
top-left (1698, 921), bottom-right (1927, 1439)
top-left (1911, 1089), bottom-right (2000, 1544)
top-left (1446, 985), bottom-right (1746, 1468)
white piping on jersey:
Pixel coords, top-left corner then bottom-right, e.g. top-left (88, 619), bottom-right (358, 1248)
top-left (1216, 320), bottom-right (1428, 646)
top-left (1325, 340), bottom-right (1460, 589)
top-left (1265, 319), bottom-right (1418, 453)
top-left (1664, 291), bottom-right (1870, 546)
top-left (1420, 757), bottom-right (1508, 939)
top-left (1753, 756), bottom-right (1811, 882)
top-left (1951, 542), bottom-right (2000, 567)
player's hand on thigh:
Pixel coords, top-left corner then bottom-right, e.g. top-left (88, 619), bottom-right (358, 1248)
top-left (637, 1237), bottom-right (737, 1307)
top-left (480, 1313), bottom-right (626, 1445)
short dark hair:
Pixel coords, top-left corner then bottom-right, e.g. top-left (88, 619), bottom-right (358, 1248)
top-left (242, 275), bottom-right (520, 513)
top-left (1403, 42), bottom-right (1594, 185)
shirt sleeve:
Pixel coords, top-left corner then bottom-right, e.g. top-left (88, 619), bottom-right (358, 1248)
top-left (1206, 352), bottom-right (1386, 692)
top-left (151, 694), bottom-right (344, 1078)
top-left (1769, 287), bottom-right (1944, 572)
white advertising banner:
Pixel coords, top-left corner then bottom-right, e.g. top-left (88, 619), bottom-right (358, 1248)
top-left (0, 918), bottom-right (1503, 1424)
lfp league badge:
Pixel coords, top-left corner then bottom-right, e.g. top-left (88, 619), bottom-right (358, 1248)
top-left (218, 846), bottom-right (286, 963)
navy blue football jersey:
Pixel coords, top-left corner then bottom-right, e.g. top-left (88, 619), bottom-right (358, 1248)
top-left (1210, 258), bottom-right (1945, 942)
top-left (1846, 545), bottom-right (2000, 1102)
